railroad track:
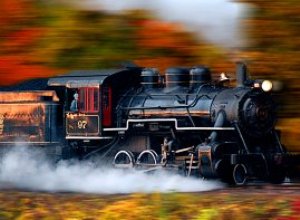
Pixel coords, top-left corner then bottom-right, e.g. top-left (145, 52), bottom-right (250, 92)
top-left (204, 182), bottom-right (300, 195)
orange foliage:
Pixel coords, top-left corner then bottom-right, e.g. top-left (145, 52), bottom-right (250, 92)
top-left (0, 0), bottom-right (33, 26)
top-left (2, 28), bottom-right (45, 50)
top-left (236, 0), bottom-right (300, 150)
top-left (0, 56), bottom-right (59, 85)
top-left (133, 19), bottom-right (227, 74)
top-left (136, 20), bottom-right (189, 51)
top-left (134, 57), bottom-right (185, 73)
top-left (0, 1), bottom-right (230, 85)
top-left (0, 0), bottom-right (56, 85)
top-left (136, 20), bottom-right (196, 55)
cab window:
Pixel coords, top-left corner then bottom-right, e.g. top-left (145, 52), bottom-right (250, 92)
top-left (78, 87), bottom-right (99, 113)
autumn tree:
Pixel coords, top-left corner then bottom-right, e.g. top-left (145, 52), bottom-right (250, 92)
top-left (238, 0), bottom-right (300, 117)
top-left (0, 0), bottom-right (59, 85)
top-left (0, 0), bottom-right (236, 85)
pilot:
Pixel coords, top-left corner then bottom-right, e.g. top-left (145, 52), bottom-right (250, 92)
top-left (218, 72), bottom-right (230, 86)
top-left (70, 92), bottom-right (78, 111)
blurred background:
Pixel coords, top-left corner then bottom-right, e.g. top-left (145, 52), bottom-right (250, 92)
top-left (0, 0), bottom-right (299, 150)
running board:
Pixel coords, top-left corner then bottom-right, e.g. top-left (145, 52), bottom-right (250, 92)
top-left (103, 118), bottom-right (235, 132)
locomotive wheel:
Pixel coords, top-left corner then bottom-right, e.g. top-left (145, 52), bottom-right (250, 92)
top-left (269, 166), bottom-right (286, 184)
top-left (113, 150), bottom-right (135, 168)
top-left (136, 150), bottom-right (158, 165)
top-left (215, 160), bottom-right (234, 184)
top-left (233, 164), bottom-right (248, 185)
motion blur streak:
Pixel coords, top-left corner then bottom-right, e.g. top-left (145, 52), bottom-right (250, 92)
top-left (75, 0), bottom-right (250, 48)
top-left (0, 147), bottom-right (223, 194)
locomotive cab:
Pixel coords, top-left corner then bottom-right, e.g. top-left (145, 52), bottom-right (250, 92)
top-left (65, 85), bottom-right (101, 139)
top-left (47, 67), bottom-right (142, 144)
top-left (64, 84), bottom-right (113, 139)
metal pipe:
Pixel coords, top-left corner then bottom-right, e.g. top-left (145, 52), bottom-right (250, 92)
top-left (208, 111), bottom-right (225, 142)
top-left (233, 123), bottom-right (250, 154)
top-left (236, 62), bottom-right (247, 87)
top-left (66, 136), bottom-right (114, 140)
top-left (119, 84), bottom-right (210, 110)
top-left (273, 129), bottom-right (285, 153)
top-left (119, 94), bottom-right (212, 110)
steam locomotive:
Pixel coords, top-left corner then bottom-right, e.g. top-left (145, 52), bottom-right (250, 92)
top-left (0, 62), bottom-right (295, 185)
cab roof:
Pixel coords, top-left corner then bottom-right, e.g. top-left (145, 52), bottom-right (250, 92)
top-left (48, 68), bottom-right (141, 88)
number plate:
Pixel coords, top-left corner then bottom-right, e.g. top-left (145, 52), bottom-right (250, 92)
top-left (66, 114), bottom-right (99, 135)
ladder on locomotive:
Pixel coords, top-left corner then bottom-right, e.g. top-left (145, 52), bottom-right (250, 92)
top-left (184, 154), bottom-right (199, 177)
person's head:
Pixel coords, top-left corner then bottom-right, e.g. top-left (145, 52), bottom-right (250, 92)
top-left (74, 92), bottom-right (79, 100)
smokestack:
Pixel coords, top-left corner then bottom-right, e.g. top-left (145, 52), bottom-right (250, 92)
top-left (236, 62), bottom-right (247, 87)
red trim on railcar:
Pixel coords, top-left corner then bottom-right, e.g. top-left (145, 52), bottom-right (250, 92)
top-left (78, 87), bottom-right (99, 113)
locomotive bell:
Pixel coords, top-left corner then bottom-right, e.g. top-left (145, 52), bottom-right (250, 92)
top-left (217, 72), bottom-right (230, 86)
top-left (219, 73), bottom-right (229, 82)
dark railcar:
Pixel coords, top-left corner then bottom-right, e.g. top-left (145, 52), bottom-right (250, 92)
top-left (0, 91), bottom-right (59, 143)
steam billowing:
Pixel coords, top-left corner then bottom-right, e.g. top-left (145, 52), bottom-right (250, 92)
top-left (0, 147), bottom-right (223, 194)
top-left (74, 0), bottom-right (250, 48)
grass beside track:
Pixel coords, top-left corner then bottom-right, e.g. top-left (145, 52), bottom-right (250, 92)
top-left (0, 190), bottom-right (300, 219)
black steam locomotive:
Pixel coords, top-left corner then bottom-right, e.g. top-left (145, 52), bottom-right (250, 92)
top-left (0, 62), bottom-right (293, 185)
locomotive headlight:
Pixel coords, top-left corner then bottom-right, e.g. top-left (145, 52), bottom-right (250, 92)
top-left (261, 80), bottom-right (273, 92)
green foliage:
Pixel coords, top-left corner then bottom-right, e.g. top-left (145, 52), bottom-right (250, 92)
top-left (29, 3), bottom-right (140, 69)
top-left (0, 191), bottom-right (300, 219)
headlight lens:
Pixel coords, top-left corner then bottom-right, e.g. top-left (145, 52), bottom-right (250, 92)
top-left (261, 80), bottom-right (273, 92)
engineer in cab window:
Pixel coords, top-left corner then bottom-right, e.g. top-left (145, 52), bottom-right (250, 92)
top-left (70, 92), bottom-right (79, 112)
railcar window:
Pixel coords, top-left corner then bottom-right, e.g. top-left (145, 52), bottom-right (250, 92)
top-left (78, 87), bottom-right (99, 113)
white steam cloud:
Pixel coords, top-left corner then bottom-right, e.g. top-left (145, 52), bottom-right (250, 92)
top-left (0, 147), bottom-right (223, 194)
top-left (75, 0), bottom-right (250, 48)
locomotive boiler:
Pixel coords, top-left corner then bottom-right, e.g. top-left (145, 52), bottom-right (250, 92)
top-left (107, 63), bottom-right (284, 185)
top-left (0, 62), bottom-right (294, 185)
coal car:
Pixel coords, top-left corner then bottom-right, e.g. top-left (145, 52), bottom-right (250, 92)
top-left (0, 62), bottom-right (296, 185)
